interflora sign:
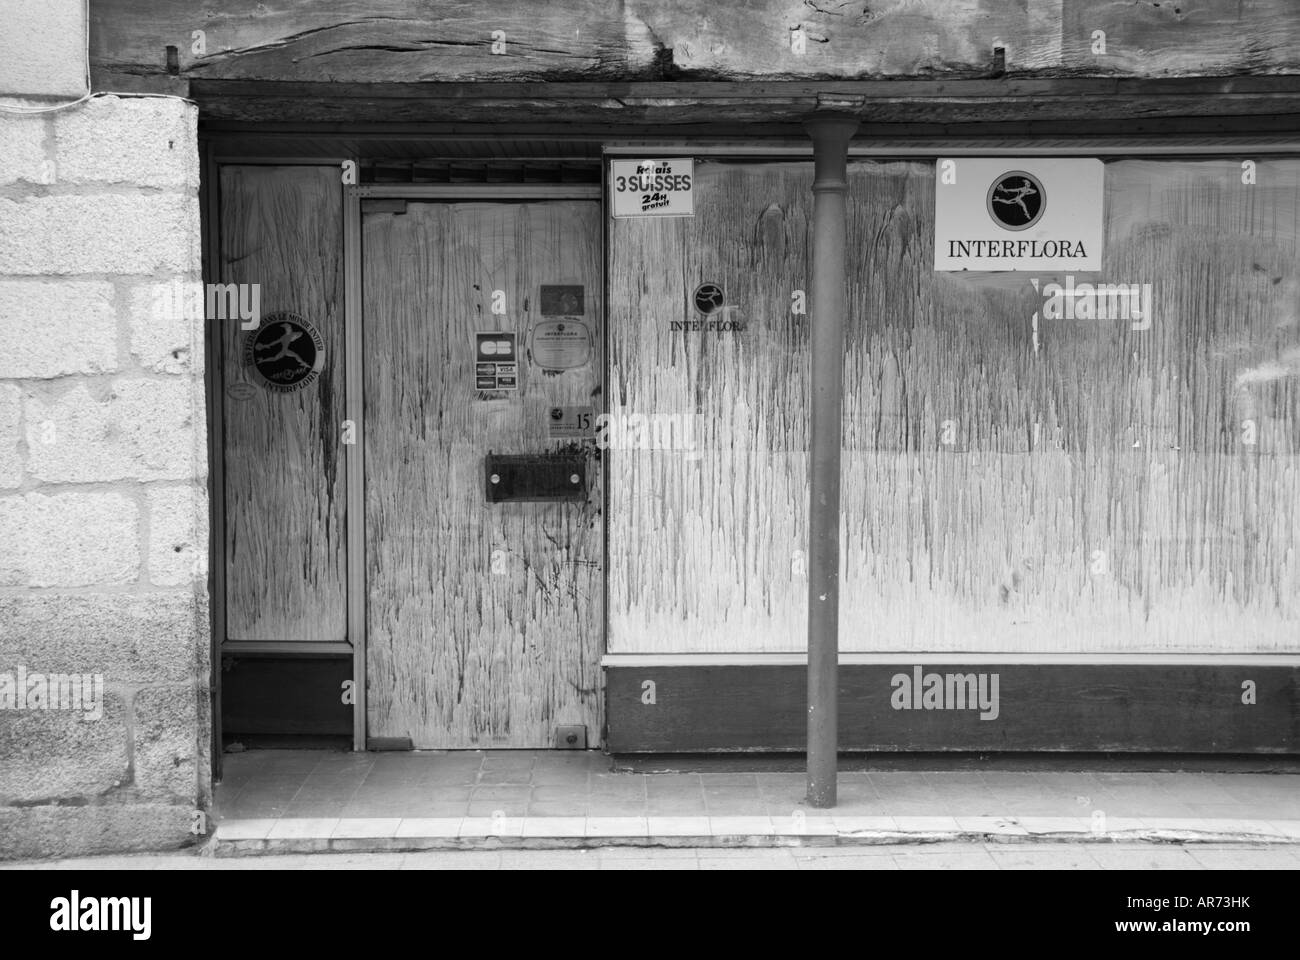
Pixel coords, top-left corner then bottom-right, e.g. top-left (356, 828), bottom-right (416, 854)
top-left (933, 158), bottom-right (1104, 271)
top-left (242, 312), bottom-right (325, 393)
top-left (610, 159), bottom-right (694, 218)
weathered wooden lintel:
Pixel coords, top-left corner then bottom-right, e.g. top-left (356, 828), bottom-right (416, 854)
top-left (162, 76), bottom-right (1300, 128)
top-left (89, 0), bottom-right (1300, 85)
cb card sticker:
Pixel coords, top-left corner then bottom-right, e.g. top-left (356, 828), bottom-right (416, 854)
top-left (475, 331), bottom-right (518, 392)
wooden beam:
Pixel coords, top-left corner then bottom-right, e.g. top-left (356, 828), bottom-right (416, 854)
top-left (91, 0), bottom-right (1300, 85)
top-left (170, 77), bottom-right (1300, 127)
top-left (197, 118), bottom-right (1300, 160)
top-left (91, 0), bottom-right (659, 83)
top-left (193, 77), bottom-right (1300, 101)
top-left (1061, 0), bottom-right (1300, 77)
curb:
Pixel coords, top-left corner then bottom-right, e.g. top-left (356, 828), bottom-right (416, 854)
top-left (203, 817), bottom-right (1300, 857)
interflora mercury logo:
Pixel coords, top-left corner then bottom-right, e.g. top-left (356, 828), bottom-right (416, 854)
top-left (50, 891), bottom-right (151, 940)
top-left (987, 171), bottom-right (1045, 230)
top-left (241, 312), bottom-right (326, 392)
top-left (693, 282), bottom-right (725, 315)
top-left (0, 666), bottom-right (103, 721)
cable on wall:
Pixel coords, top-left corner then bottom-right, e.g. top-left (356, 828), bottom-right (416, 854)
top-left (0, 0), bottom-right (193, 115)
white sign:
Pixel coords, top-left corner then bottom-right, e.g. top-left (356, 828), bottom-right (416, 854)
top-left (934, 158), bottom-right (1104, 271)
top-left (530, 320), bottom-right (591, 370)
top-left (610, 159), bottom-right (694, 219)
top-left (547, 405), bottom-right (595, 440)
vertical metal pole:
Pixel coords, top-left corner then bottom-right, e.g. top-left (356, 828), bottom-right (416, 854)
top-left (804, 113), bottom-right (858, 808)
top-left (344, 181), bottom-right (366, 752)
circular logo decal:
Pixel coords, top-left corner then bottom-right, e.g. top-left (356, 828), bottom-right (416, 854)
top-left (693, 282), bottom-right (725, 316)
top-left (986, 171), bottom-right (1045, 231)
top-left (241, 312), bottom-right (325, 393)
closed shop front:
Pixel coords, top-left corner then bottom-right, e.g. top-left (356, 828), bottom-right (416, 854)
top-left (10, 0), bottom-right (1300, 863)
top-left (209, 147), bottom-right (1300, 755)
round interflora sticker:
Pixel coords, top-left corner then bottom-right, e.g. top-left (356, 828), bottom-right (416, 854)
top-left (241, 312), bottom-right (325, 393)
top-left (693, 282), bottom-right (725, 316)
top-left (986, 171), bottom-right (1045, 231)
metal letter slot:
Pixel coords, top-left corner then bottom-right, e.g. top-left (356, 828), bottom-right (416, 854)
top-left (484, 453), bottom-right (586, 503)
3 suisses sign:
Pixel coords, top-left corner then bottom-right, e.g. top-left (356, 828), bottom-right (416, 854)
top-left (933, 158), bottom-right (1104, 271)
top-left (610, 159), bottom-right (694, 218)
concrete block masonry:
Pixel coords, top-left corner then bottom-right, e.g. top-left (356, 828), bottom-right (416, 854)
top-left (0, 194), bottom-right (199, 275)
top-left (0, 594), bottom-right (203, 685)
top-left (0, 692), bottom-right (129, 803)
top-left (0, 384), bottom-right (20, 488)
top-left (24, 379), bottom-right (198, 483)
top-left (0, 115), bottom-right (54, 186)
top-left (147, 485), bottom-right (208, 588)
top-left (128, 282), bottom-right (204, 375)
top-left (132, 685), bottom-right (203, 800)
top-left (54, 97), bottom-right (199, 189)
top-left (0, 491), bottom-right (141, 587)
top-left (0, 806), bottom-right (198, 861)
top-left (0, 0), bottom-right (86, 99)
top-left (0, 280), bottom-right (117, 378)
top-left (0, 90), bottom-right (209, 858)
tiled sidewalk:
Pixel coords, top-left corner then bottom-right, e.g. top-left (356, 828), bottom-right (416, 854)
top-left (11, 843), bottom-right (1300, 870)
top-left (209, 749), bottom-right (1300, 855)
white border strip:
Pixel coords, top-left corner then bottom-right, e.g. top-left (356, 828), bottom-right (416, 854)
top-left (601, 653), bottom-right (1300, 667)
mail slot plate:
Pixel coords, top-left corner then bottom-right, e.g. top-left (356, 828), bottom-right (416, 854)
top-left (485, 453), bottom-right (586, 502)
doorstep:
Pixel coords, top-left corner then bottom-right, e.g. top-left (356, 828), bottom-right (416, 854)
top-left (205, 814), bottom-right (1300, 857)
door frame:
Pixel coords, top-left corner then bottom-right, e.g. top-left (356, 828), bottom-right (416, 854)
top-left (205, 156), bottom-right (354, 765)
top-left (345, 182), bottom-right (605, 750)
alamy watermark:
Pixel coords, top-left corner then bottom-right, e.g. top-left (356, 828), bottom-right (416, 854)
top-left (890, 666), bottom-right (1000, 721)
top-left (50, 891), bottom-right (150, 940)
top-left (148, 280), bottom-right (261, 329)
top-left (1031, 276), bottom-right (1153, 331)
top-left (0, 666), bottom-right (103, 721)
top-left (596, 412), bottom-right (703, 458)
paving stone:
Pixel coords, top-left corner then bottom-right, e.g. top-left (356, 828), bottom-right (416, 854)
top-left (893, 848), bottom-right (1001, 870)
top-left (1187, 847), bottom-right (1299, 869)
top-left (797, 853), bottom-right (900, 870)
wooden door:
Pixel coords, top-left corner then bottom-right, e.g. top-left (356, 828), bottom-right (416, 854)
top-left (363, 200), bottom-right (603, 748)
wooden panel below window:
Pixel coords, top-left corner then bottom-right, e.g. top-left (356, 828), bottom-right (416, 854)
top-left (606, 663), bottom-right (1300, 753)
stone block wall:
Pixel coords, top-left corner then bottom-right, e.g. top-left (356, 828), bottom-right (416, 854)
top-left (0, 86), bottom-right (209, 859)
top-left (0, 0), bottom-right (87, 99)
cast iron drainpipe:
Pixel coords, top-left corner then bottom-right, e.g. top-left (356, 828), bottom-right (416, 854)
top-left (804, 112), bottom-right (859, 808)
